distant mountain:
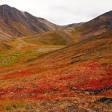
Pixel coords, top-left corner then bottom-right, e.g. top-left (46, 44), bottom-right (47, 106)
top-left (0, 5), bottom-right (58, 39)
top-left (66, 11), bottom-right (112, 40)
top-left (0, 5), bottom-right (111, 44)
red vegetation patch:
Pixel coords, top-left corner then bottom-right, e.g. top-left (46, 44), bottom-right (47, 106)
top-left (0, 69), bottom-right (33, 80)
top-left (75, 78), bottom-right (112, 90)
top-left (0, 61), bottom-right (111, 100)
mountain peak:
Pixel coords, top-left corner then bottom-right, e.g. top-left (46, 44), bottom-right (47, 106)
top-left (93, 10), bottom-right (112, 23)
top-left (0, 4), bottom-right (20, 17)
top-left (103, 10), bottom-right (112, 16)
top-left (0, 4), bottom-right (57, 38)
top-left (0, 4), bottom-right (11, 8)
top-left (0, 4), bottom-right (15, 11)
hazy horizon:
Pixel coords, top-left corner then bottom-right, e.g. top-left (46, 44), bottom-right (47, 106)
top-left (0, 0), bottom-right (112, 25)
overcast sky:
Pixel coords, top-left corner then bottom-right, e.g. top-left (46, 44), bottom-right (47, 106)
top-left (0, 0), bottom-right (112, 25)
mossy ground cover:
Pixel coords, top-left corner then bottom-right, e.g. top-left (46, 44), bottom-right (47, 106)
top-left (0, 45), bottom-right (64, 67)
top-left (0, 50), bottom-right (43, 66)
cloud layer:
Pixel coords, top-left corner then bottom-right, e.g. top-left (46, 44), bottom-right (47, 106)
top-left (0, 0), bottom-right (112, 25)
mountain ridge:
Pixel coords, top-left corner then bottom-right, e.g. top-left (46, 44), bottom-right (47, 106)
top-left (68, 10), bottom-right (112, 40)
top-left (0, 4), bottom-right (111, 43)
top-left (0, 4), bottom-right (59, 39)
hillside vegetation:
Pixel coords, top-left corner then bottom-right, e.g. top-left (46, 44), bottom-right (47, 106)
top-left (0, 5), bottom-right (111, 112)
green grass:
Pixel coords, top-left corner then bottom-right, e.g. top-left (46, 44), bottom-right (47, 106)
top-left (0, 46), bottom-right (64, 67)
top-left (0, 50), bottom-right (42, 66)
top-left (0, 51), bottom-right (22, 66)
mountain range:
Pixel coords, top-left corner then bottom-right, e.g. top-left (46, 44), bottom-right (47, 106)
top-left (0, 5), bottom-right (111, 112)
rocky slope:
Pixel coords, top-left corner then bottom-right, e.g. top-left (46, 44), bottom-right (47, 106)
top-left (0, 5), bottom-right (58, 39)
top-left (66, 11), bottom-right (112, 41)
